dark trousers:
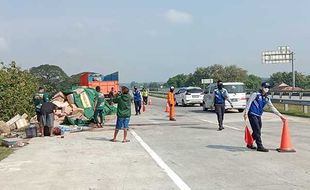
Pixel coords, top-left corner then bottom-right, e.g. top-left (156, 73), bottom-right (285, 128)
top-left (248, 114), bottom-right (263, 147)
top-left (143, 97), bottom-right (148, 105)
top-left (215, 104), bottom-right (225, 129)
top-left (134, 101), bottom-right (141, 114)
top-left (94, 109), bottom-right (104, 124)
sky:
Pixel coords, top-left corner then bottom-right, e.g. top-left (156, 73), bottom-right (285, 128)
top-left (0, 0), bottom-right (309, 83)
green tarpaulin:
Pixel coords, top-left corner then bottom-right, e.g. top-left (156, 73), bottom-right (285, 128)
top-left (62, 87), bottom-right (116, 126)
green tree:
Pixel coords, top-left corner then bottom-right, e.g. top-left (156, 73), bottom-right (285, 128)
top-left (30, 64), bottom-right (69, 94)
top-left (269, 71), bottom-right (308, 89)
top-left (167, 74), bottom-right (189, 88)
top-left (175, 64), bottom-right (248, 87)
top-left (0, 62), bottom-right (39, 121)
top-left (244, 74), bottom-right (262, 90)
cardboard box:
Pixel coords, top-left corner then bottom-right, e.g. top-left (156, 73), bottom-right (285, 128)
top-left (6, 115), bottom-right (21, 126)
top-left (53, 92), bottom-right (65, 98)
top-left (0, 121), bottom-right (10, 133)
top-left (15, 118), bottom-right (29, 129)
top-left (21, 113), bottom-right (28, 119)
top-left (64, 106), bottom-right (73, 115)
top-left (52, 101), bottom-right (64, 108)
top-left (67, 94), bottom-right (75, 105)
top-left (72, 108), bottom-right (84, 115)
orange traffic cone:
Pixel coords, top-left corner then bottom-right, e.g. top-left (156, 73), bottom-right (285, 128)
top-left (165, 103), bottom-right (170, 112)
top-left (244, 125), bottom-right (254, 146)
top-left (142, 104), bottom-right (146, 112)
top-left (277, 120), bottom-right (296, 152)
top-left (148, 98), bottom-right (152, 105)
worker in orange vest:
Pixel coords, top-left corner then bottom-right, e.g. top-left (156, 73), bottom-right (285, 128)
top-left (167, 86), bottom-right (176, 121)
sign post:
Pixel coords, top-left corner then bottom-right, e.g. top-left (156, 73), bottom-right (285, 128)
top-left (201, 79), bottom-right (213, 91)
top-left (262, 46), bottom-right (295, 88)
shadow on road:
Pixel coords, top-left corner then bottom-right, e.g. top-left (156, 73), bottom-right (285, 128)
top-left (86, 137), bottom-right (114, 142)
top-left (189, 110), bottom-right (209, 114)
top-left (206, 144), bottom-right (249, 152)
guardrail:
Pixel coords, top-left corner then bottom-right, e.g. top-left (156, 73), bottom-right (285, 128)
top-left (272, 98), bottom-right (310, 113)
top-left (150, 91), bottom-right (310, 113)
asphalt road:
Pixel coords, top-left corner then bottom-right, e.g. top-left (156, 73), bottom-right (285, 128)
top-left (0, 97), bottom-right (309, 190)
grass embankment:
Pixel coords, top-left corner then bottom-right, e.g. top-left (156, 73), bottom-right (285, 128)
top-left (0, 137), bottom-right (13, 161)
top-left (272, 103), bottom-right (310, 118)
top-left (0, 147), bottom-right (13, 161)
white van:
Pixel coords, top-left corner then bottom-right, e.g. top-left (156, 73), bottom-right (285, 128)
top-left (202, 82), bottom-right (247, 112)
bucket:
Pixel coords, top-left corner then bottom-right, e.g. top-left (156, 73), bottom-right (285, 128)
top-left (25, 127), bottom-right (37, 138)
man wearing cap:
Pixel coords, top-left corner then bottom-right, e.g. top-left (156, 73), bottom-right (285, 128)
top-left (244, 82), bottom-right (286, 152)
top-left (133, 86), bottom-right (142, 115)
top-left (213, 80), bottom-right (233, 131)
top-left (167, 86), bottom-right (176, 121)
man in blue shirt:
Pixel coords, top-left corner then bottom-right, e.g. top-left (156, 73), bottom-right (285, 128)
top-left (244, 82), bottom-right (286, 152)
top-left (133, 86), bottom-right (142, 115)
top-left (213, 80), bottom-right (233, 131)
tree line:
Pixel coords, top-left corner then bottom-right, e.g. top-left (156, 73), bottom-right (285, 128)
top-left (1, 61), bottom-right (309, 121)
top-left (166, 64), bottom-right (310, 90)
top-left (0, 62), bottom-right (82, 121)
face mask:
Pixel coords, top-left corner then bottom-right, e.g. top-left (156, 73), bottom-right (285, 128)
top-left (263, 88), bottom-right (269, 93)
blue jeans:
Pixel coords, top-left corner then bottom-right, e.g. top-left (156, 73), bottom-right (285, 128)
top-left (94, 109), bottom-right (105, 124)
top-left (116, 117), bottom-right (130, 130)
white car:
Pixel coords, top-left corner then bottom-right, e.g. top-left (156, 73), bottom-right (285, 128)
top-left (202, 82), bottom-right (247, 112)
top-left (175, 87), bottom-right (204, 106)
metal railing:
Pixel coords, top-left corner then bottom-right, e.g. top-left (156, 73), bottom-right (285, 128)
top-left (149, 90), bottom-right (310, 114)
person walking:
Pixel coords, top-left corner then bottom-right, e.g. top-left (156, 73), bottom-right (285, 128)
top-left (133, 86), bottom-right (142, 115)
top-left (33, 87), bottom-right (49, 136)
top-left (142, 88), bottom-right (148, 105)
top-left (213, 80), bottom-right (233, 131)
top-left (94, 86), bottom-right (105, 128)
top-left (167, 86), bottom-right (176, 121)
top-left (111, 86), bottom-right (133, 143)
top-left (244, 82), bottom-right (286, 152)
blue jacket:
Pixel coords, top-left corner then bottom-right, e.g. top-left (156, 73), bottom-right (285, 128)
top-left (133, 90), bottom-right (142, 102)
top-left (249, 91), bottom-right (269, 116)
top-left (214, 89), bottom-right (228, 105)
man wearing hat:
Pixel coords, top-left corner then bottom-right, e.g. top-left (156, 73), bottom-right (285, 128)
top-left (244, 82), bottom-right (286, 152)
top-left (167, 86), bottom-right (176, 121)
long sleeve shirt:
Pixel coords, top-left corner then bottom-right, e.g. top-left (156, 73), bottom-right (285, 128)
top-left (244, 92), bottom-right (282, 117)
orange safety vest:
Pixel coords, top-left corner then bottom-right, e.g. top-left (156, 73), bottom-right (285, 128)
top-left (167, 91), bottom-right (175, 106)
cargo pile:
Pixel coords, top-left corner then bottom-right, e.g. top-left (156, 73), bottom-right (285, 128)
top-left (0, 86), bottom-right (117, 138)
top-left (52, 86), bottom-right (117, 126)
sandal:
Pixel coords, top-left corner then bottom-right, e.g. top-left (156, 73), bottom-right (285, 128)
top-left (122, 140), bottom-right (130, 143)
top-left (110, 139), bottom-right (116, 142)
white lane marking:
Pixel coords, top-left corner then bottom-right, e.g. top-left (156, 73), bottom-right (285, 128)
top-left (130, 130), bottom-right (191, 190)
top-left (200, 119), bottom-right (242, 131)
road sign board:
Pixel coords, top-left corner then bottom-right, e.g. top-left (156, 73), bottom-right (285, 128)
top-left (201, 79), bottom-right (213, 84)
